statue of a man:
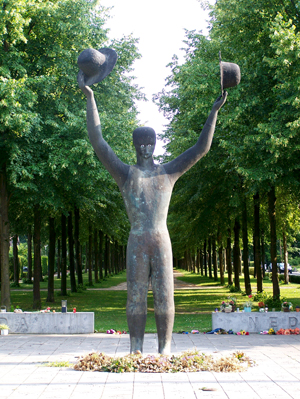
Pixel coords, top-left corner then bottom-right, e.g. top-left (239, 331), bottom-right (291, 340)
top-left (78, 70), bottom-right (227, 355)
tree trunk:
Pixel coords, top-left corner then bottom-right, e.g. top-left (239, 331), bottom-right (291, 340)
top-left (107, 236), bottom-right (112, 275)
top-left (217, 230), bottom-right (225, 285)
top-left (47, 217), bottom-right (55, 302)
top-left (242, 200), bottom-right (251, 295)
top-left (261, 231), bottom-right (266, 278)
top-left (84, 243), bottom-right (87, 273)
top-left (57, 238), bottom-right (61, 279)
top-left (268, 186), bottom-right (280, 298)
top-left (13, 235), bottom-right (20, 286)
top-left (27, 226), bottom-right (32, 282)
top-left (88, 224), bottom-right (93, 286)
top-left (208, 237), bottom-right (212, 279)
top-left (196, 248), bottom-right (200, 274)
top-left (253, 192), bottom-right (263, 292)
top-left (212, 237), bottom-right (218, 281)
top-left (203, 240), bottom-right (207, 277)
top-left (233, 217), bottom-right (241, 291)
top-left (74, 206), bottom-right (83, 286)
top-left (104, 235), bottom-right (108, 277)
top-left (219, 245), bottom-right (224, 285)
top-left (94, 228), bottom-right (99, 282)
top-left (283, 228), bottom-right (289, 284)
top-left (61, 213), bottom-right (67, 296)
top-left (0, 165), bottom-right (11, 309)
top-left (99, 230), bottom-right (104, 280)
top-left (68, 211), bottom-right (77, 293)
top-left (33, 205), bottom-right (41, 309)
top-left (199, 248), bottom-right (203, 275)
top-left (111, 238), bottom-right (116, 274)
top-left (226, 228), bottom-right (232, 285)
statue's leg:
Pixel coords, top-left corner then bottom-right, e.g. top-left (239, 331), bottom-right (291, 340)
top-left (151, 232), bottom-right (174, 355)
top-left (126, 233), bottom-right (150, 354)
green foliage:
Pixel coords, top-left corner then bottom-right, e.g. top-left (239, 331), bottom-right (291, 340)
top-left (289, 275), bottom-right (300, 284)
top-left (1, 0), bottom-right (143, 255)
top-left (41, 255), bottom-right (48, 275)
top-left (253, 291), bottom-right (285, 310)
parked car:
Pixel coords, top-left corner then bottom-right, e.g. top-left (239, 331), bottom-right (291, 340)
top-left (268, 263), bottom-right (292, 274)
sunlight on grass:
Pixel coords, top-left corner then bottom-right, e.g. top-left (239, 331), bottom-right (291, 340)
top-left (9, 268), bottom-right (300, 333)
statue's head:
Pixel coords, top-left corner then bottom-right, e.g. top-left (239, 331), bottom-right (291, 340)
top-left (132, 127), bottom-right (156, 159)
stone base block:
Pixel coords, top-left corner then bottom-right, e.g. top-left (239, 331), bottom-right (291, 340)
top-left (0, 312), bottom-right (94, 334)
top-left (212, 311), bottom-right (300, 333)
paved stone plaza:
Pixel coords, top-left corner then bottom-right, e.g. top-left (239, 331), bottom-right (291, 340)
top-left (0, 332), bottom-right (300, 398)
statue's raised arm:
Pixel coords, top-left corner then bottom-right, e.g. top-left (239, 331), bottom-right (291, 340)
top-left (163, 92), bottom-right (227, 184)
top-left (77, 49), bottom-right (129, 189)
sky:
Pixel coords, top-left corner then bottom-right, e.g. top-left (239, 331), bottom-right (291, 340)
top-left (100, 0), bottom-right (212, 154)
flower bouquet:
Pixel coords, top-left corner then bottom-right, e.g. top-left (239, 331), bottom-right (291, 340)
top-left (220, 296), bottom-right (237, 313)
top-left (243, 295), bottom-right (253, 312)
top-left (258, 301), bottom-right (265, 312)
top-left (220, 301), bottom-right (232, 312)
top-left (281, 301), bottom-right (293, 312)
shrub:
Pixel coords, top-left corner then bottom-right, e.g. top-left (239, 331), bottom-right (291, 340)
top-left (242, 267), bottom-right (254, 276)
top-left (41, 256), bottom-right (48, 275)
top-left (289, 275), bottom-right (300, 284)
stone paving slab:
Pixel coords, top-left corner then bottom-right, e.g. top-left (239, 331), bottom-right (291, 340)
top-left (0, 333), bottom-right (300, 398)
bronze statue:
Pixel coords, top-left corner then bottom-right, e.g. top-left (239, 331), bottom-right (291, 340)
top-left (78, 48), bottom-right (228, 354)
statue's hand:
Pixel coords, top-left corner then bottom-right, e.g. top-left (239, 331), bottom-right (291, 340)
top-left (213, 91), bottom-right (227, 111)
top-left (77, 70), bottom-right (93, 96)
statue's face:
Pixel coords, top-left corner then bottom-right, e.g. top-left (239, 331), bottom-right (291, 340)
top-left (133, 128), bottom-right (156, 159)
top-left (136, 142), bottom-right (155, 159)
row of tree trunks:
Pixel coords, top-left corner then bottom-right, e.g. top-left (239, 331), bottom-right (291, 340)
top-left (61, 213), bottom-right (67, 296)
top-left (253, 192), bottom-right (263, 292)
top-left (174, 187), bottom-right (280, 301)
top-left (226, 229), bottom-right (232, 285)
top-left (68, 211), bottom-right (77, 293)
top-left (268, 186), bottom-right (280, 298)
top-left (283, 228), bottom-right (289, 284)
top-left (242, 200), bottom-right (251, 295)
top-left (13, 235), bottom-right (20, 286)
top-left (47, 217), bottom-right (55, 302)
top-left (0, 164), bottom-right (11, 309)
top-left (74, 206), bottom-right (83, 285)
top-left (27, 226), bottom-right (33, 281)
top-left (233, 218), bottom-right (241, 291)
top-left (33, 205), bottom-right (41, 310)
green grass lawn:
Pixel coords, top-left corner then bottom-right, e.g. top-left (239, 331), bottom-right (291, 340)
top-left (9, 268), bottom-right (300, 333)
top-left (14, 270), bottom-right (128, 290)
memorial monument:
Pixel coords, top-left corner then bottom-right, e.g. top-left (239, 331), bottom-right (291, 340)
top-left (78, 48), bottom-right (240, 354)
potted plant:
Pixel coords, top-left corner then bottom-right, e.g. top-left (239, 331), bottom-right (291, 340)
top-left (243, 295), bottom-right (253, 312)
top-left (282, 302), bottom-right (293, 312)
top-left (0, 324), bottom-right (9, 336)
top-left (296, 305), bottom-right (300, 313)
top-left (258, 301), bottom-right (265, 312)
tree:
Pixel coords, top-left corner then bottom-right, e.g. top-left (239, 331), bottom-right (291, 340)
top-left (1, 0), bottom-right (143, 307)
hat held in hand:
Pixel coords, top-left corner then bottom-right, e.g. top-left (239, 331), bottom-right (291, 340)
top-left (77, 48), bottom-right (118, 86)
top-left (219, 51), bottom-right (241, 92)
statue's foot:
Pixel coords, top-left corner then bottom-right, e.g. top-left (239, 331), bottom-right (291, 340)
top-left (158, 339), bottom-right (171, 355)
top-left (130, 336), bottom-right (144, 354)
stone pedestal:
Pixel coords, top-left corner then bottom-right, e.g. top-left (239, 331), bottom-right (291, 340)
top-left (212, 311), bottom-right (300, 333)
top-left (0, 312), bottom-right (94, 334)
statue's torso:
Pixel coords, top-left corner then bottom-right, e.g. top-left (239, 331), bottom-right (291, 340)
top-left (121, 164), bottom-right (173, 234)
